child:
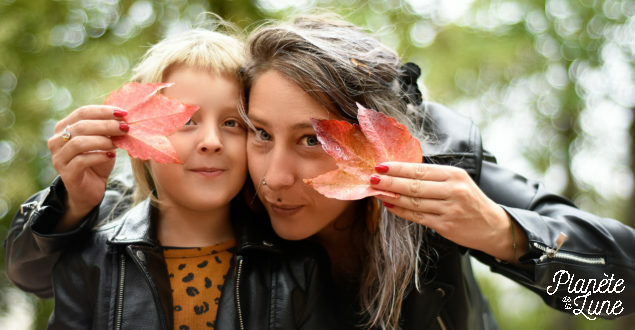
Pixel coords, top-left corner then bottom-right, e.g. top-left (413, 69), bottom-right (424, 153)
top-left (7, 27), bottom-right (337, 329)
top-left (50, 28), bottom-right (246, 330)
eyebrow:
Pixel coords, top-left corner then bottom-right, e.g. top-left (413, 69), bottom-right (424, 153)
top-left (248, 113), bottom-right (316, 130)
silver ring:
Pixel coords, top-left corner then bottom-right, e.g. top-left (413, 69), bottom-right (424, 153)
top-left (262, 177), bottom-right (267, 186)
top-left (61, 125), bottom-right (72, 142)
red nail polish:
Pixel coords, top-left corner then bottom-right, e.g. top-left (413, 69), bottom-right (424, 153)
top-left (375, 164), bottom-right (389, 173)
top-left (119, 122), bottom-right (129, 132)
top-left (383, 202), bottom-right (394, 208)
top-left (113, 109), bottom-right (127, 117)
top-left (370, 174), bottom-right (381, 185)
top-left (106, 151), bottom-right (116, 158)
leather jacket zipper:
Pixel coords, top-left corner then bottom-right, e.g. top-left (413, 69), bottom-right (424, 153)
top-left (436, 315), bottom-right (448, 330)
top-left (19, 201), bottom-right (40, 222)
top-left (116, 252), bottom-right (126, 330)
top-left (533, 242), bottom-right (605, 264)
top-left (235, 257), bottom-right (245, 330)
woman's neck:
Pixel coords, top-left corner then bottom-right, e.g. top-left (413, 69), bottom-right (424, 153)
top-left (314, 203), bottom-right (364, 287)
top-left (157, 202), bottom-right (234, 248)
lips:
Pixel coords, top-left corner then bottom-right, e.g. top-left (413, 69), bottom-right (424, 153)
top-left (267, 201), bottom-right (304, 217)
top-left (188, 167), bottom-right (224, 177)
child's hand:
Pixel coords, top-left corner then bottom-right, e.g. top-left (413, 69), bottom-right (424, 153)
top-left (47, 105), bottom-right (129, 231)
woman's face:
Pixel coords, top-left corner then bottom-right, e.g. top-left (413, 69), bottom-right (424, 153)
top-left (247, 70), bottom-right (357, 240)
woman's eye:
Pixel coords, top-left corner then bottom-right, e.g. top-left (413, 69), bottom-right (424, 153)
top-left (184, 118), bottom-right (197, 126)
top-left (255, 128), bottom-right (271, 141)
top-left (303, 135), bottom-right (321, 146)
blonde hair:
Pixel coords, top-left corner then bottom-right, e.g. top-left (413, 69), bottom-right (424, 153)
top-left (127, 25), bottom-right (244, 203)
top-left (242, 15), bottom-right (427, 330)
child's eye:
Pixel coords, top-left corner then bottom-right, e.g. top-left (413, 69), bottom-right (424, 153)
top-left (184, 118), bottom-right (197, 126)
top-left (302, 135), bottom-right (321, 147)
top-left (255, 128), bottom-right (271, 141)
top-left (224, 119), bottom-right (240, 128)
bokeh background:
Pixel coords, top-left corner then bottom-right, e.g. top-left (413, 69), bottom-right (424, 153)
top-left (1, 0), bottom-right (634, 329)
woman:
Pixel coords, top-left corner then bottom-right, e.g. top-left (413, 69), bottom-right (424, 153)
top-left (7, 15), bottom-right (634, 330)
top-left (239, 15), bottom-right (634, 329)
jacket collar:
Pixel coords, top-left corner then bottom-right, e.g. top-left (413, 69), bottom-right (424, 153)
top-left (232, 208), bottom-right (284, 254)
top-left (107, 198), bottom-right (283, 254)
top-left (420, 102), bottom-right (484, 183)
top-left (109, 198), bottom-right (158, 246)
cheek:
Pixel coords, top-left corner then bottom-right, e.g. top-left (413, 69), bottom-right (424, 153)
top-left (247, 145), bottom-right (265, 178)
top-left (149, 161), bottom-right (164, 178)
top-left (227, 135), bottom-right (247, 161)
top-left (299, 153), bottom-right (339, 180)
top-left (308, 185), bottom-right (352, 215)
top-left (149, 162), bottom-right (178, 192)
top-left (168, 134), bottom-right (194, 158)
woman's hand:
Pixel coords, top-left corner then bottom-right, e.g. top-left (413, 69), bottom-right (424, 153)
top-left (371, 161), bottom-right (528, 263)
top-left (47, 105), bottom-right (129, 231)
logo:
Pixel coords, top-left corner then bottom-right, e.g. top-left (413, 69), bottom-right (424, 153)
top-left (546, 270), bottom-right (625, 320)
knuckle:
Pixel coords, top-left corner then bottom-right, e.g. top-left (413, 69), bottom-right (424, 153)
top-left (447, 166), bottom-right (461, 178)
top-left (454, 186), bottom-right (468, 199)
top-left (409, 196), bottom-right (422, 209)
top-left (383, 176), bottom-right (394, 189)
top-left (75, 106), bottom-right (95, 120)
top-left (71, 120), bottom-right (83, 134)
top-left (109, 119), bottom-right (122, 132)
top-left (65, 135), bottom-right (84, 150)
top-left (51, 157), bottom-right (63, 171)
top-left (408, 180), bottom-right (422, 195)
top-left (412, 211), bottom-right (427, 225)
top-left (451, 167), bottom-right (469, 180)
top-left (47, 137), bottom-right (56, 150)
top-left (54, 121), bottom-right (64, 132)
top-left (77, 105), bottom-right (89, 116)
top-left (74, 156), bottom-right (89, 168)
top-left (414, 164), bottom-right (427, 179)
top-left (449, 184), bottom-right (463, 198)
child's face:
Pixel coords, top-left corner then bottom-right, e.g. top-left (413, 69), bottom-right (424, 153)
top-left (246, 70), bottom-right (356, 240)
top-left (149, 65), bottom-right (247, 213)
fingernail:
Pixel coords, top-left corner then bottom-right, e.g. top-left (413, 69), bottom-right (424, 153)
top-left (106, 151), bottom-right (116, 158)
top-left (383, 202), bottom-right (394, 208)
top-left (113, 109), bottom-right (127, 117)
top-left (119, 122), bottom-right (129, 132)
top-left (370, 174), bottom-right (381, 185)
top-left (375, 164), bottom-right (389, 173)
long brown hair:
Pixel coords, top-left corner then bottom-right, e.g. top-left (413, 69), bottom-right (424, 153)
top-left (241, 14), bottom-right (427, 330)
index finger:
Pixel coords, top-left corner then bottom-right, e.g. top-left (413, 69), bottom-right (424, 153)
top-left (375, 162), bottom-right (451, 181)
top-left (56, 105), bottom-right (126, 133)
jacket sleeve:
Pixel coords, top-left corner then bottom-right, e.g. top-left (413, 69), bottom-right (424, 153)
top-left (472, 157), bottom-right (635, 319)
top-left (4, 176), bottom-right (131, 298)
top-left (47, 246), bottom-right (97, 329)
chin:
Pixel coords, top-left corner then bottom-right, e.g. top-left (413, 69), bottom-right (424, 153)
top-left (270, 219), bottom-right (315, 241)
top-left (185, 196), bottom-right (232, 211)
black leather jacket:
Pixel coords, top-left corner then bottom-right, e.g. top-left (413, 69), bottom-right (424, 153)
top-left (6, 103), bottom-right (635, 329)
top-left (6, 179), bottom-right (337, 330)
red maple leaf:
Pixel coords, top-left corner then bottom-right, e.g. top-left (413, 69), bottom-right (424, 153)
top-left (105, 82), bottom-right (199, 164)
top-left (303, 103), bottom-right (422, 200)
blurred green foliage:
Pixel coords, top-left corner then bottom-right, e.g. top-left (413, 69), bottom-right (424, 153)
top-left (1, 0), bottom-right (633, 329)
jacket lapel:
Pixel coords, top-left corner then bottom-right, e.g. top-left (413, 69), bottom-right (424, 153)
top-left (401, 280), bottom-right (454, 329)
top-left (108, 199), bottom-right (173, 329)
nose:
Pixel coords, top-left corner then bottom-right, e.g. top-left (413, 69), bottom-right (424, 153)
top-left (262, 147), bottom-right (295, 190)
top-left (197, 125), bottom-right (223, 153)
